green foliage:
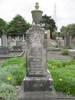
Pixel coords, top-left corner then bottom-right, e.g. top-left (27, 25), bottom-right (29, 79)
top-left (41, 14), bottom-right (57, 38)
top-left (60, 24), bottom-right (75, 37)
top-left (0, 18), bottom-right (7, 36)
top-left (0, 67), bottom-right (15, 85)
top-left (2, 57), bottom-right (25, 67)
top-left (0, 15), bottom-right (31, 37)
top-left (0, 57), bottom-right (25, 99)
top-left (1, 57), bottom-right (75, 96)
top-left (0, 83), bottom-right (17, 100)
top-left (0, 65), bottom-right (25, 85)
top-left (52, 32), bottom-right (61, 39)
top-left (0, 57), bottom-right (25, 85)
top-left (61, 48), bottom-right (69, 55)
top-left (60, 26), bottom-right (66, 37)
top-left (67, 24), bottom-right (75, 37)
top-left (7, 15), bottom-right (31, 36)
top-left (48, 60), bottom-right (75, 95)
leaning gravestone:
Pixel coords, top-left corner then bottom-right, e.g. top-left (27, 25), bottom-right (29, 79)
top-left (18, 2), bottom-right (55, 100)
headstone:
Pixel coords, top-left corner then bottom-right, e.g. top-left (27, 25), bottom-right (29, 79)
top-left (71, 37), bottom-right (75, 48)
top-left (16, 36), bottom-right (19, 41)
top-left (16, 40), bottom-right (22, 46)
top-left (11, 38), bottom-right (16, 47)
top-left (0, 38), bottom-right (1, 46)
top-left (56, 37), bottom-right (64, 47)
top-left (64, 32), bottom-right (71, 48)
top-left (18, 3), bottom-right (56, 100)
top-left (8, 36), bottom-right (12, 48)
top-left (0, 34), bottom-right (9, 54)
top-left (24, 2), bottom-right (53, 91)
top-left (1, 34), bottom-right (8, 47)
top-left (47, 30), bottom-right (50, 39)
top-left (22, 34), bottom-right (25, 42)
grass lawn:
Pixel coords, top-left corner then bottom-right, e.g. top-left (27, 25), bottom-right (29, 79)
top-left (48, 60), bottom-right (75, 96)
top-left (0, 57), bottom-right (75, 98)
top-left (0, 57), bottom-right (25, 100)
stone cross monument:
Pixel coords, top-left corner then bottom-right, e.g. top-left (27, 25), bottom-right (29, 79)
top-left (23, 2), bottom-right (53, 91)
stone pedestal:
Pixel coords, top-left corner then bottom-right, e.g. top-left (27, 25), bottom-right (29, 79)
top-left (18, 91), bottom-right (56, 100)
top-left (24, 75), bottom-right (53, 91)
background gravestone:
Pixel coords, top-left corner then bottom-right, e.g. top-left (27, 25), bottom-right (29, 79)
top-left (64, 32), bottom-right (72, 48)
top-left (1, 34), bottom-right (8, 47)
top-left (0, 34), bottom-right (9, 54)
top-left (8, 36), bottom-right (12, 48)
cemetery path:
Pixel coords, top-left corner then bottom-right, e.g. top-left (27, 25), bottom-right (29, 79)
top-left (47, 51), bottom-right (72, 60)
top-left (23, 50), bottom-right (72, 60)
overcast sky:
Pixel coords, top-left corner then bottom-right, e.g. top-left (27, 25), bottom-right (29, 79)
top-left (0, 0), bottom-right (75, 31)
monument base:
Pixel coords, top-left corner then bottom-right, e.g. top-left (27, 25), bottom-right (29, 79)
top-left (18, 91), bottom-right (57, 100)
top-left (23, 74), bottom-right (53, 91)
top-left (18, 75), bottom-right (56, 100)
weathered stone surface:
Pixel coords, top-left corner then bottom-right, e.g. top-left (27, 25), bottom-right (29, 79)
top-left (31, 2), bottom-right (43, 24)
top-left (0, 47), bottom-right (9, 54)
top-left (22, 3), bottom-right (54, 99)
top-left (1, 34), bottom-right (8, 47)
top-left (18, 86), bottom-right (75, 100)
top-left (24, 75), bottom-right (53, 91)
top-left (26, 25), bottom-right (47, 77)
top-left (64, 32), bottom-right (72, 48)
top-left (18, 92), bottom-right (75, 100)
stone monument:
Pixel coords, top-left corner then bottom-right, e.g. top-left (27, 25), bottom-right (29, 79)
top-left (24, 2), bottom-right (53, 91)
top-left (18, 2), bottom-right (55, 100)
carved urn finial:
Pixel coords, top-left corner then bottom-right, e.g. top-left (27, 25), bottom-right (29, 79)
top-left (31, 2), bottom-right (43, 25)
top-left (35, 2), bottom-right (39, 9)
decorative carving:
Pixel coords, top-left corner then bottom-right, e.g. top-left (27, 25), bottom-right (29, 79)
top-left (35, 2), bottom-right (39, 9)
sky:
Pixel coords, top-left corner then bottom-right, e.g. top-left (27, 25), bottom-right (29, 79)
top-left (0, 0), bottom-right (75, 31)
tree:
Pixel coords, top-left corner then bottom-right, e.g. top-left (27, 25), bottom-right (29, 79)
top-left (0, 18), bottom-right (7, 36)
top-left (60, 24), bottom-right (75, 37)
top-left (67, 24), bottom-right (75, 37)
top-left (60, 26), bottom-right (66, 37)
top-left (52, 31), bottom-right (61, 39)
top-left (41, 14), bottom-right (57, 39)
top-left (7, 15), bottom-right (31, 36)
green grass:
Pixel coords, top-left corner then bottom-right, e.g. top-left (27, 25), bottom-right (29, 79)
top-left (2, 57), bottom-right (25, 67)
top-left (48, 60), bottom-right (75, 95)
top-left (1, 57), bottom-right (75, 96)
top-left (0, 57), bottom-right (25, 100)
top-left (0, 57), bottom-right (25, 85)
